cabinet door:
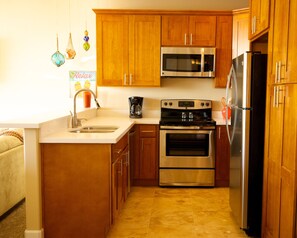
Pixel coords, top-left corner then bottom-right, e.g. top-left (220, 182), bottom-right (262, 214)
top-left (262, 85), bottom-right (284, 238)
top-left (278, 84), bottom-right (297, 238)
top-left (188, 16), bottom-right (216, 46)
top-left (96, 15), bottom-right (129, 86)
top-left (269, 0), bottom-right (289, 85)
top-left (132, 125), bottom-right (159, 186)
top-left (161, 15), bottom-right (188, 46)
top-left (139, 125), bottom-right (158, 180)
top-left (263, 84), bottom-right (297, 238)
top-left (122, 146), bottom-right (129, 202)
top-left (215, 15), bottom-right (232, 88)
top-left (215, 125), bottom-right (230, 187)
top-left (250, 0), bottom-right (270, 39)
top-left (140, 137), bottom-right (158, 180)
top-left (129, 15), bottom-right (161, 86)
top-left (232, 10), bottom-right (249, 59)
top-left (111, 156), bottom-right (123, 223)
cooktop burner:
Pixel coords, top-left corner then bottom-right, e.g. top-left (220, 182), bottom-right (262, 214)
top-left (160, 99), bottom-right (216, 129)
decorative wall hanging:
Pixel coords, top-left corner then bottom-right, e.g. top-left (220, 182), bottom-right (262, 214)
top-left (65, 0), bottom-right (76, 59)
top-left (66, 32), bottom-right (76, 59)
top-left (51, 34), bottom-right (65, 67)
top-left (83, 30), bottom-right (90, 51)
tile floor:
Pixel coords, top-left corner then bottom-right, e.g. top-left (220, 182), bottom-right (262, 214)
top-left (107, 186), bottom-right (249, 238)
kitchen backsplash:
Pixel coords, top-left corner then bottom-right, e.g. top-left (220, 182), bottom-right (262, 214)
top-left (97, 77), bottom-right (226, 113)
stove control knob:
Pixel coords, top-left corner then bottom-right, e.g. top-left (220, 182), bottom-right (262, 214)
top-left (182, 112), bottom-right (187, 119)
top-left (201, 102), bottom-right (205, 107)
top-left (189, 112), bottom-right (194, 119)
top-left (164, 102), bottom-right (168, 106)
top-left (206, 102), bottom-right (210, 107)
top-left (169, 102), bottom-right (173, 106)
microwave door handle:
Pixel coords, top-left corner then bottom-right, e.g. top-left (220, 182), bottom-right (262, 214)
top-left (201, 52), bottom-right (205, 74)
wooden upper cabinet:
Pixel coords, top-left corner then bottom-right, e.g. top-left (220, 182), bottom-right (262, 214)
top-left (215, 16), bottom-right (232, 88)
top-left (269, 0), bottom-right (297, 85)
top-left (232, 9), bottom-right (249, 59)
top-left (249, 0), bottom-right (270, 39)
top-left (161, 15), bottom-right (216, 46)
top-left (128, 15), bottom-right (161, 87)
top-left (161, 15), bottom-right (188, 46)
top-left (96, 15), bottom-right (128, 86)
top-left (96, 14), bottom-right (160, 87)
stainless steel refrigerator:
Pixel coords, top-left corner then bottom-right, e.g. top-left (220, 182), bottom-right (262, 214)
top-left (225, 52), bottom-right (267, 237)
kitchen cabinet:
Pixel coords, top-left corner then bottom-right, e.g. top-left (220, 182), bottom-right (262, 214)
top-left (249, 0), bottom-right (270, 39)
top-left (95, 13), bottom-right (160, 87)
top-left (132, 124), bottom-right (159, 186)
top-left (262, 84), bottom-right (297, 238)
top-left (262, 0), bottom-right (297, 236)
top-left (215, 125), bottom-right (230, 187)
top-left (41, 143), bottom-right (111, 238)
top-left (268, 0), bottom-right (297, 85)
top-left (232, 8), bottom-right (249, 59)
top-left (215, 15), bottom-right (233, 88)
top-left (111, 133), bottom-right (129, 223)
top-left (161, 15), bottom-right (216, 46)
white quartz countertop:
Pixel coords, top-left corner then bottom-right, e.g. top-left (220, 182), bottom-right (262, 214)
top-left (39, 116), bottom-right (160, 144)
top-left (0, 108), bottom-right (228, 144)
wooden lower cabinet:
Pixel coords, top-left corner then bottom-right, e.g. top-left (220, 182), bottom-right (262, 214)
top-left (215, 125), bottom-right (230, 187)
top-left (131, 124), bottom-right (159, 186)
top-left (111, 134), bottom-right (129, 223)
top-left (41, 143), bottom-right (111, 238)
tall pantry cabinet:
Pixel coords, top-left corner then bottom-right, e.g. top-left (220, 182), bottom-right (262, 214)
top-left (262, 0), bottom-right (297, 236)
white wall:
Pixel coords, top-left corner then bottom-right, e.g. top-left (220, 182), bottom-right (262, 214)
top-left (0, 0), bottom-right (248, 120)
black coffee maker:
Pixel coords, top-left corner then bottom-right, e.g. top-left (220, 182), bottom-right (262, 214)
top-left (129, 96), bottom-right (143, 118)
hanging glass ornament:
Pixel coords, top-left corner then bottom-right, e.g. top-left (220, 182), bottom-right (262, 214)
top-left (83, 30), bottom-right (90, 51)
top-left (51, 34), bottom-right (65, 67)
top-left (66, 32), bottom-right (76, 59)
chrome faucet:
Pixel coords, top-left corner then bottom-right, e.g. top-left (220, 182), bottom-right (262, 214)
top-left (71, 89), bottom-right (100, 128)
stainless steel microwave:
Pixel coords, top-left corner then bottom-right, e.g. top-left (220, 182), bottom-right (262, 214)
top-left (161, 47), bottom-right (216, 78)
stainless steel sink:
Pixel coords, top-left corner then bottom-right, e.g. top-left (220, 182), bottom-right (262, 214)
top-left (68, 125), bottom-right (119, 133)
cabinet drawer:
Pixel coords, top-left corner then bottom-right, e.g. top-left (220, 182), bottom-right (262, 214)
top-left (139, 125), bottom-right (157, 138)
top-left (112, 133), bottom-right (128, 162)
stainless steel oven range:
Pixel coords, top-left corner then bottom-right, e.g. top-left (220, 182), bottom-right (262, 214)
top-left (159, 99), bottom-right (216, 187)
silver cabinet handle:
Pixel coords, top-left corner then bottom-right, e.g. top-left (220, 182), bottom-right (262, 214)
top-left (275, 61), bottom-right (284, 83)
top-left (273, 86), bottom-right (277, 107)
top-left (129, 74), bottom-right (133, 85)
top-left (274, 86), bottom-right (284, 108)
top-left (190, 33), bottom-right (193, 45)
top-left (184, 33), bottom-right (187, 45)
top-left (277, 61), bottom-right (282, 83)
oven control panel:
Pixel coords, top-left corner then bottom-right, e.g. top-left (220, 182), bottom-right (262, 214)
top-left (161, 99), bottom-right (211, 109)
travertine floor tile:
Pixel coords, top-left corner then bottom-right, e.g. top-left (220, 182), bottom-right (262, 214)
top-left (107, 186), bottom-right (249, 238)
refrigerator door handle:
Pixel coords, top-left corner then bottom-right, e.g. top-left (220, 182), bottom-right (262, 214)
top-left (225, 64), bottom-right (237, 145)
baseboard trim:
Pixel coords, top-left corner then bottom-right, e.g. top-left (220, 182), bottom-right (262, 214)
top-left (25, 229), bottom-right (44, 238)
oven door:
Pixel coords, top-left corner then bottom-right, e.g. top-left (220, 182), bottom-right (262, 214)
top-left (159, 129), bottom-right (215, 168)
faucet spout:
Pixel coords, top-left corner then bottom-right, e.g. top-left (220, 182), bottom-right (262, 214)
top-left (72, 89), bottom-right (100, 128)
